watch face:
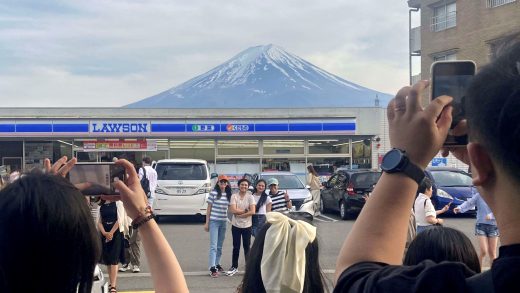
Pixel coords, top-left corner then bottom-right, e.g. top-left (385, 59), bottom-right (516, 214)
top-left (381, 149), bottom-right (403, 171)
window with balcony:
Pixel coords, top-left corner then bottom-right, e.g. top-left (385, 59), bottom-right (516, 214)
top-left (487, 0), bottom-right (516, 8)
top-left (431, 2), bottom-right (456, 32)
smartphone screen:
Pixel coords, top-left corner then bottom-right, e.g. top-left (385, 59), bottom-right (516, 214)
top-left (431, 60), bottom-right (476, 146)
top-left (68, 163), bottom-right (125, 196)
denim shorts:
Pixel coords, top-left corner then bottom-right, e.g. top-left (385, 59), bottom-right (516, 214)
top-left (475, 223), bottom-right (499, 237)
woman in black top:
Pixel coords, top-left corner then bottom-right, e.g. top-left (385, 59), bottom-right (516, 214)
top-left (98, 200), bottom-right (126, 293)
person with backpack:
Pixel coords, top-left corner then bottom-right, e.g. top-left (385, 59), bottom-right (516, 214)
top-left (138, 156), bottom-right (157, 208)
top-left (413, 177), bottom-right (450, 233)
top-left (334, 37), bottom-right (520, 292)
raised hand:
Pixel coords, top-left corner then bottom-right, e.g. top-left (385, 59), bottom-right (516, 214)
top-left (387, 80), bottom-right (453, 169)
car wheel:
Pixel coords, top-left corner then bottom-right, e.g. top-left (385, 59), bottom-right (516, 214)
top-left (339, 200), bottom-right (349, 220)
top-left (320, 198), bottom-right (327, 213)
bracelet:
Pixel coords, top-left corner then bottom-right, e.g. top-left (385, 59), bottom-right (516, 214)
top-left (131, 209), bottom-right (155, 230)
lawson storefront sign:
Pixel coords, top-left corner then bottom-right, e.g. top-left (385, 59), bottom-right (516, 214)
top-left (90, 121), bottom-right (150, 134)
top-left (0, 119), bottom-right (356, 137)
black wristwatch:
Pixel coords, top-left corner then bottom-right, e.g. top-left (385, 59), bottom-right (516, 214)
top-left (381, 148), bottom-right (425, 185)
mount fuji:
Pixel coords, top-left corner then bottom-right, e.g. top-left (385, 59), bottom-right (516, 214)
top-left (125, 44), bottom-right (392, 108)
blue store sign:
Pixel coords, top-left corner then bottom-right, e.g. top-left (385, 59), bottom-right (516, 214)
top-left (431, 157), bottom-right (448, 167)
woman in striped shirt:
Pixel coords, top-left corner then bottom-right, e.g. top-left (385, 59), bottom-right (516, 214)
top-left (204, 175), bottom-right (232, 277)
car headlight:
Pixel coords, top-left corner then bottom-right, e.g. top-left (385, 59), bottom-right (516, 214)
top-left (437, 189), bottom-right (453, 200)
top-left (155, 188), bottom-right (166, 194)
top-left (303, 194), bottom-right (312, 203)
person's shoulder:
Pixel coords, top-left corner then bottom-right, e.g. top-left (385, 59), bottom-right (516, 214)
top-left (334, 260), bottom-right (475, 293)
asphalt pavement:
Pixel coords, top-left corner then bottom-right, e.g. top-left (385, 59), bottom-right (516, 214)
top-left (107, 213), bottom-right (479, 293)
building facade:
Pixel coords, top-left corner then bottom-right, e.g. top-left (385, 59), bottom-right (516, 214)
top-left (409, 0), bottom-right (520, 103)
top-left (0, 107), bottom-right (389, 183)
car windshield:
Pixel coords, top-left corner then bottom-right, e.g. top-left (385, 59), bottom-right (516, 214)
top-left (156, 163), bottom-right (207, 180)
top-left (430, 170), bottom-right (473, 187)
top-left (352, 172), bottom-right (381, 187)
top-left (262, 174), bottom-right (305, 189)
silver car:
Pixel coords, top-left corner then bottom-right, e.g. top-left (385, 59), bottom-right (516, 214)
top-left (251, 172), bottom-right (315, 215)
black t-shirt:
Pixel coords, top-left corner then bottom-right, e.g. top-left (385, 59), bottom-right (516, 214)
top-left (334, 244), bottom-right (520, 293)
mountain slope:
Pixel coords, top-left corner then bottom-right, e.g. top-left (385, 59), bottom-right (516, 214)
top-left (125, 44), bottom-right (392, 108)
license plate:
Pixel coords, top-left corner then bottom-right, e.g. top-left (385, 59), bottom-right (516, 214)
top-left (175, 188), bottom-right (188, 195)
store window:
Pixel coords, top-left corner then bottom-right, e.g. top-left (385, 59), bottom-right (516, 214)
top-left (261, 158), bottom-right (307, 182)
top-left (170, 140), bottom-right (215, 163)
top-left (217, 140), bottom-right (259, 156)
top-left (0, 141), bottom-right (23, 173)
top-left (307, 158), bottom-right (350, 182)
top-left (263, 140), bottom-right (304, 155)
top-left (308, 139), bottom-right (350, 155)
top-left (352, 139), bottom-right (372, 169)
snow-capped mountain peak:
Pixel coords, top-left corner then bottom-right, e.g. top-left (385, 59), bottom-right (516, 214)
top-left (125, 44), bottom-right (391, 108)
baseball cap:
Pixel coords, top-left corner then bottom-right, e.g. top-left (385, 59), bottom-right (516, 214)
top-left (267, 178), bottom-right (279, 186)
top-left (217, 175), bottom-right (229, 182)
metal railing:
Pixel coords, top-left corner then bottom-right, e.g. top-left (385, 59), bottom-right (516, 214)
top-left (487, 0), bottom-right (516, 8)
top-left (431, 11), bottom-right (457, 32)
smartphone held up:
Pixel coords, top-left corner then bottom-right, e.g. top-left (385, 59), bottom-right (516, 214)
top-left (68, 163), bottom-right (126, 198)
top-left (430, 60), bottom-right (476, 147)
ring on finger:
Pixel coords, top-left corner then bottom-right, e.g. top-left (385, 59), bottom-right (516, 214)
top-left (394, 105), bottom-right (406, 112)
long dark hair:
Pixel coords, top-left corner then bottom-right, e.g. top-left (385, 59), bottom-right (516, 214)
top-left (307, 165), bottom-right (318, 177)
top-left (253, 179), bottom-right (269, 208)
top-left (404, 226), bottom-right (481, 273)
top-left (0, 172), bottom-right (101, 293)
top-left (240, 221), bottom-right (326, 293)
top-left (213, 181), bottom-right (232, 202)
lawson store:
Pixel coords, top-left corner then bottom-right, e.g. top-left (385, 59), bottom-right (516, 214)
top-left (0, 107), bottom-right (388, 180)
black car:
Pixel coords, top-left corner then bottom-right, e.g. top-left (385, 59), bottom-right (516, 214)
top-left (320, 169), bottom-right (381, 219)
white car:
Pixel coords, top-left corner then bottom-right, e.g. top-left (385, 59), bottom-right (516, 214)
top-left (153, 159), bottom-right (215, 217)
top-left (254, 172), bottom-right (315, 216)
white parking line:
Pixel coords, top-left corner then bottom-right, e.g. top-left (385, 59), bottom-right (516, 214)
top-left (118, 269), bottom-right (339, 278)
top-left (315, 214), bottom-right (338, 222)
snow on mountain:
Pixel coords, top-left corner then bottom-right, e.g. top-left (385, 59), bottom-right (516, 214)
top-left (125, 44), bottom-right (392, 108)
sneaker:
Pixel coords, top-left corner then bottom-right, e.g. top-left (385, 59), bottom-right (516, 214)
top-left (119, 264), bottom-right (130, 272)
top-left (216, 264), bottom-right (224, 273)
top-left (210, 267), bottom-right (219, 278)
top-left (225, 267), bottom-right (238, 276)
top-left (132, 265), bottom-right (140, 273)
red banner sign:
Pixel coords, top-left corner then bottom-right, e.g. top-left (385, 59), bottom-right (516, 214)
top-left (83, 140), bottom-right (157, 152)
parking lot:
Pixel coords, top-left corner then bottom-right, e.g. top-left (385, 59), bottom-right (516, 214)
top-left (114, 212), bottom-right (479, 292)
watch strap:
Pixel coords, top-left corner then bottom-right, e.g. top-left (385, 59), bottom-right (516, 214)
top-left (402, 158), bottom-right (425, 185)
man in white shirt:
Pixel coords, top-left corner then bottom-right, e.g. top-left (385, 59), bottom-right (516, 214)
top-left (138, 156), bottom-right (158, 208)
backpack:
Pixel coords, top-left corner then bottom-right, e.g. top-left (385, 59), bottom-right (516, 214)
top-left (140, 167), bottom-right (151, 198)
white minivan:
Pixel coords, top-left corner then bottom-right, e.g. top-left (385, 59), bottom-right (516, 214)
top-left (153, 159), bottom-right (216, 216)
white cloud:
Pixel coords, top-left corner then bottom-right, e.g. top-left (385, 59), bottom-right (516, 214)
top-left (0, 0), bottom-right (411, 107)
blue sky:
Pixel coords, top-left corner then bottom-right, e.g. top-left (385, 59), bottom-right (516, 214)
top-left (0, 1), bottom-right (419, 107)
